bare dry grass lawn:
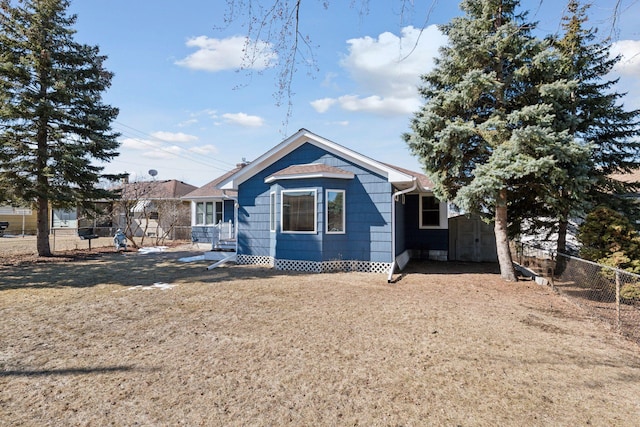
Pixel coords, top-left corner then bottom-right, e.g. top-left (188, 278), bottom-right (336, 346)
top-left (1, 242), bottom-right (640, 426)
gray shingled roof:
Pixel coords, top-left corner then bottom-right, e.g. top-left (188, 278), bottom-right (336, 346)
top-left (267, 163), bottom-right (354, 179)
top-left (118, 179), bottom-right (197, 200)
top-left (182, 165), bottom-right (245, 199)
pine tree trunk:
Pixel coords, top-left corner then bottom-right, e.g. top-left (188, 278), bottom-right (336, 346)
top-left (557, 217), bottom-right (568, 254)
top-left (495, 188), bottom-right (517, 281)
top-left (36, 196), bottom-right (51, 257)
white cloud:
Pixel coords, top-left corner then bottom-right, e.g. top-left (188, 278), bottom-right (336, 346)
top-left (312, 25), bottom-right (446, 116)
top-left (145, 145), bottom-right (184, 160)
top-left (310, 98), bottom-right (337, 113)
top-left (151, 131), bottom-right (198, 143)
top-left (121, 137), bottom-right (157, 151)
top-left (611, 39), bottom-right (640, 76)
top-left (120, 137), bottom-right (186, 160)
top-left (175, 35), bottom-right (277, 72)
top-left (189, 144), bottom-right (219, 155)
top-left (177, 118), bottom-right (198, 128)
top-left (336, 94), bottom-right (421, 115)
top-left (222, 112), bottom-right (265, 127)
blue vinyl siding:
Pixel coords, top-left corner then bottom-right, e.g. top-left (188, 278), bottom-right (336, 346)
top-left (223, 200), bottom-right (235, 223)
top-left (403, 194), bottom-right (448, 251)
top-left (237, 142), bottom-right (393, 263)
top-left (395, 197), bottom-right (406, 256)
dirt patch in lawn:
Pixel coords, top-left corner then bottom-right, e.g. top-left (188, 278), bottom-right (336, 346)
top-left (1, 247), bottom-right (640, 426)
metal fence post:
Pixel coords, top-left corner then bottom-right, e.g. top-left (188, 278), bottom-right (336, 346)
top-left (615, 270), bottom-right (621, 333)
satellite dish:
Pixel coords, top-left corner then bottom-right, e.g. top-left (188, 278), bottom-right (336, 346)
top-left (148, 169), bottom-right (158, 177)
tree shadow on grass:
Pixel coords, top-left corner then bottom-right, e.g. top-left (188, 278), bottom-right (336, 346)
top-left (0, 365), bottom-right (158, 378)
top-left (400, 260), bottom-right (501, 276)
top-left (0, 249), bottom-right (332, 291)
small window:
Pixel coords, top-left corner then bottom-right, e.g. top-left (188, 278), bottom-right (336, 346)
top-left (420, 195), bottom-right (441, 228)
top-left (326, 190), bottom-right (345, 234)
top-left (269, 192), bottom-right (276, 232)
top-left (215, 201), bottom-right (223, 224)
top-left (205, 202), bottom-right (214, 224)
top-left (195, 202), bottom-right (205, 225)
top-left (282, 190), bottom-right (316, 233)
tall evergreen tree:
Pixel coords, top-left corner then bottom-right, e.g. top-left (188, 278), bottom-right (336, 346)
top-left (404, 0), bottom-right (588, 281)
top-left (512, 0), bottom-right (640, 254)
top-left (0, 0), bottom-right (120, 256)
top-left (555, 0), bottom-right (640, 244)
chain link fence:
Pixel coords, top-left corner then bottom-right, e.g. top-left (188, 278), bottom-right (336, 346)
top-left (512, 242), bottom-right (640, 344)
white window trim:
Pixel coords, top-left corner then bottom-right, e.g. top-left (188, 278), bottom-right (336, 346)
top-left (194, 200), bottom-right (221, 226)
top-left (326, 189), bottom-right (346, 234)
top-left (269, 191), bottom-right (276, 232)
top-left (281, 188), bottom-right (317, 234)
top-left (419, 194), bottom-right (447, 230)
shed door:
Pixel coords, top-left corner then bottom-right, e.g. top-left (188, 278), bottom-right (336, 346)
top-left (454, 217), bottom-right (497, 262)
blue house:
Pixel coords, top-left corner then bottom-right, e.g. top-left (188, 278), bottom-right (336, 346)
top-left (183, 165), bottom-right (244, 249)
top-left (216, 129), bottom-right (449, 280)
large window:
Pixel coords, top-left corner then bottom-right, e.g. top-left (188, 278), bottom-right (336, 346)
top-left (282, 190), bottom-right (316, 233)
top-left (326, 189), bottom-right (345, 233)
top-left (419, 195), bottom-right (441, 228)
top-left (195, 201), bottom-right (223, 225)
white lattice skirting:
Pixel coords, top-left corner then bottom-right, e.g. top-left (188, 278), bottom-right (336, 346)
top-left (236, 254), bottom-right (391, 274)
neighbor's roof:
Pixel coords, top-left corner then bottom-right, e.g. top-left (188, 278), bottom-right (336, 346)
top-left (182, 165), bottom-right (245, 199)
top-left (609, 168), bottom-right (640, 185)
top-left (218, 128), bottom-right (432, 192)
top-left (118, 179), bottom-right (197, 200)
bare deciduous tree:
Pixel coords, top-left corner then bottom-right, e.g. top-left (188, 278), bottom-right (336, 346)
top-left (220, 0), bottom-right (632, 110)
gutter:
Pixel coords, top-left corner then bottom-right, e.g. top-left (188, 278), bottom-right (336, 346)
top-left (388, 177), bottom-right (417, 283)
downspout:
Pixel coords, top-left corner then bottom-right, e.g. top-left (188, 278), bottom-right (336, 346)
top-left (388, 177), bottom-right (417, 283)
top-left (222, 190), bottom-right (239, 254)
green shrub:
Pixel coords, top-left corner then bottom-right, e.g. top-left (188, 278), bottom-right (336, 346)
top-left (578, 206), bottom-right (640, 273)
top-left (620, 283), bottom-right (640, 302)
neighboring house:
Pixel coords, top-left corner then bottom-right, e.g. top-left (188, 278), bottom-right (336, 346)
top-left (610, 168), bottom-right (640, 202)
top-left (51, 202), bottom-right (113, 234)
top-left (0, 205), bottom-right (36, 235)
top-left (215, 128), bottom-right (451, 279)
top-left (115, 179), bottom-right (197, 240)
top-left (0, 203), bottom-right (112, 236)
top-left (182, 164), bottom-right (247, 248)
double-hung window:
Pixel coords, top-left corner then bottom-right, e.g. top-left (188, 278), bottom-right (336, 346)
top-left (326, 189), bottom-right (345, 233)
top-left (281, 190), bottom-right (316, 233)
top-left (419, 195), bottom-right (441, 228)
top-left (195, 201), bottom-right (223, 225)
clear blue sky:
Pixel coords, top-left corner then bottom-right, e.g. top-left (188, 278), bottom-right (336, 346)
top-left (68, 0), bottom-right (640, 187)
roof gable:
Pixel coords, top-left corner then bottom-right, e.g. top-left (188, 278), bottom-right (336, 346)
top-left (182, 165), bottom-right (244, 199)
top-left (219, 129), bottom-right (423, 190)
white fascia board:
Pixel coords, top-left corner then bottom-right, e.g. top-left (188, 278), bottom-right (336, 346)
top-left (219, 128), bottom-right (414, 189)
top-left (182, 195), bottom-right (227, 201)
